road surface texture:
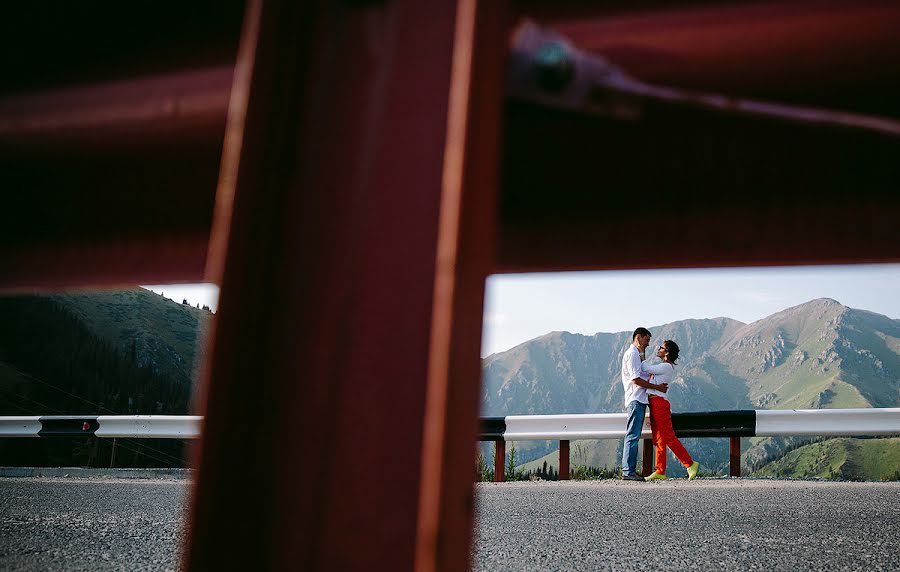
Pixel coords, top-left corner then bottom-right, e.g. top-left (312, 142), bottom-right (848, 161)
top-left (0, 477), bottom-right (188, 571)
top-left (472, 479), bottom-right (900, 571)
top-left (1, 476), bottom-right (898, 570)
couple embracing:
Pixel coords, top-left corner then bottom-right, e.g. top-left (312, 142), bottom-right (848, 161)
top-left (620, 327), bottom-right (700, 482)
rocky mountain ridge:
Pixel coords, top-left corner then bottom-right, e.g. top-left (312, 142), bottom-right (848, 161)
top-left (481, 298), bottom-right (900, 473)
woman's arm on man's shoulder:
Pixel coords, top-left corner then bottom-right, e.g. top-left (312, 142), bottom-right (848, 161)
top-left (641, 361), bottom-right (674, 375)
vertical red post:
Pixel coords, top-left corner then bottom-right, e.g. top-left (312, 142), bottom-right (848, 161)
top-left (185, 1), bottom-right (508, 571)
top-left (413, 1), bottom-right (508, 570)
top-left (730, 436), bottom-right (742, 477)
top-left (559, 439), bottom-right (570, 480)
top-left (642, 438), bottom-right (654, 477)
top-left (494, 440), bottom-right (506, 482)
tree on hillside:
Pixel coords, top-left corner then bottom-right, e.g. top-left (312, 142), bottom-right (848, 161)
top-left (506, 443), bottom-right (524, 481)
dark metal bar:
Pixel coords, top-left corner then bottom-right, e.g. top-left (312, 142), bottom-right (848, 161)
top-left (671, 410), bottom-right (757, 438)
top-left (730, 437), bottom-right (742, 477)
top-left (494, 440), bottom-right (506, 483)
top-left (642, 438), bottom-right (654, 477)
top-left (479, 417), bottom-right (508, 440)
top-left (559, 440), bottom-right (570, 480)
top-left (37, 416), bottom-right (99, 437)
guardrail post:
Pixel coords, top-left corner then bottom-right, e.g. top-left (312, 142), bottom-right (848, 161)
top-left (559, 440), bottom-right (569, 480)
top-left (494, 439), bottom-right (505, 482)
top-left (642, 438), bottom-right (654, 477)
top-left (730, 436), bottom-right (741, 477)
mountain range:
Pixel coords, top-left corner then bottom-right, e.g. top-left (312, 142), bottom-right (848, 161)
top-left (0, 288), bottom-right (209, 467)
top-left (481, 298), bottom-right (900, 477)
top-left (2, 290), bottom-right (897, 478)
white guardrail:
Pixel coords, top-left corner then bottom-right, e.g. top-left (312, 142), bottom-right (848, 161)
top-left (2, 409), bottom-right (899, 481)
top-left (2, 409), bottom-right (899, 440)
top-left (475, 408), bottom-right (900, 481)
top-left (483, 408), bottom-right (900, 441)
top-left (755, 408), bottom-right (900, 437)
top-left (0, 415), bottom-right (202, 439)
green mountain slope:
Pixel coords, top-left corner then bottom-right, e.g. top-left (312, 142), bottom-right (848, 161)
top-left (752, 437), bottom-right (900, 481)
top-left (0, 288), bottom-right (210, 467)
top-left (51, 288), bottom-right (212, 388)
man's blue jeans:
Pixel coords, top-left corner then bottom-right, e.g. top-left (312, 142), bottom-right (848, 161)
top-left (621, 400), bottom-right (647, 476)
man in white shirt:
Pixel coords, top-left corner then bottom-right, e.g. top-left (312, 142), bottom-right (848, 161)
top-left (620, 327), bottom-right (668, 480)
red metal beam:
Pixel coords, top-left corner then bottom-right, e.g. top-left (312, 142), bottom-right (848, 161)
top-left (494, 440), bottom-right (506, 483)
top-left (0, 67), bottom-right (232, 290)
top-left (5, 1), bottom-right (899, 289)
top-left (186, 1), bottom-right (506, 571)
top-left (730, 437), bottom-right (742, 477)
top-left (524, 0), bottom-right (900, 116)
top-left (0, 66), bottom-right (232, 147)
top-left (415, 1), bottom-right (508, 569)
top-left (642, 438), bottom-right (654, 478)
top-left (497, 22), bottom-right (900, 275)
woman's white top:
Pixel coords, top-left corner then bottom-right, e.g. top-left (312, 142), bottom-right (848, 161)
top-left (641, 361), bottom-right (675, 400)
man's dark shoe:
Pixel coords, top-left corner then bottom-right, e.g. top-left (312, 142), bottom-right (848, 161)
top-left (621, 473), bottom-right (644, 481)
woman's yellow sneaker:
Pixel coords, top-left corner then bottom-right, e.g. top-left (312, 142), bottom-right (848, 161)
top-left (687, 461), bottom-right (700, 480)
top-left (644, 472), bottom-right (667, 481)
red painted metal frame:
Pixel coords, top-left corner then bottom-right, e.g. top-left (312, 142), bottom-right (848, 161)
top-left (524, 0), bottom-right (900, 115)
top-left (2, 1), bottom-right (899, 571)
top-left (642, 438), bottom-right (654, 478)
top-left (494, 440), bottom-right (506, 483)
top-left (559, 439), bottom-right (570, 480)
top-left (185, 1), bottom-right (507, 571)
top-left (4, 1), bottom-right (899, 287)
top-left (0, 68), bottom-right (232, 289)
top-left (730, 437), bottom-right (742, 477)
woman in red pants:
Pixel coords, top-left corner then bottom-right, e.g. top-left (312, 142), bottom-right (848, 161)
top-left (641, 340), bottom-right (700, 481)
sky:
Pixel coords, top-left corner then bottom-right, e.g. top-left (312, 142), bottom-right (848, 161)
top-left (141, 284), bottom-right (220, 311)
top-left (480, 264), bottom-right (900, 357)
top-left (143, 263), bottom-right (900, 358)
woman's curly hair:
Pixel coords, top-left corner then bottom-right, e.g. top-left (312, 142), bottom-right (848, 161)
top-left (663, 340), bottom-right (680, 364)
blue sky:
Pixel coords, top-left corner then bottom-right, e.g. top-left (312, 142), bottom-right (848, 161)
top-left (144, 263), bottom-right (900, 358)
top-left (481, 264), bottom-right (900, 356)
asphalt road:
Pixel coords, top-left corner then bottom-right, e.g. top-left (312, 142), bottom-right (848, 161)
top-left (472, 479), bottom-right (900, 571)
top-left (0, 477), bottom-right (188, 571)
top-left (1, 477), bottom-right (898, 571)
